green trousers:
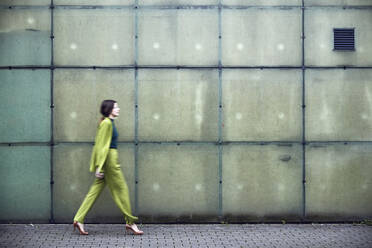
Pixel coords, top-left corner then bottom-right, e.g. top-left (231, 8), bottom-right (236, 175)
top-left (73, 149), bottom-right (138, 224)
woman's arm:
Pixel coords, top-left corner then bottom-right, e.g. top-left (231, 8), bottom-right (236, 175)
top-left (89, 119), bottom-right (112, 173)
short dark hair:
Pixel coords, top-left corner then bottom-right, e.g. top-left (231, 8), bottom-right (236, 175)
top-left (100, 100), bottom-right (116, 117)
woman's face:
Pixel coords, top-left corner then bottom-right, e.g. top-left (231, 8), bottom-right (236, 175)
top-left (111, 102), bottom-right (120, 117)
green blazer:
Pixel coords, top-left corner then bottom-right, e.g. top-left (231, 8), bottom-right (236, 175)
top-left (89, 117), bottom-right (113, 173)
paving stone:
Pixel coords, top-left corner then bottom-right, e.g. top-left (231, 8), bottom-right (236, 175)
top-left (0, 224), bottom-right (372, 248)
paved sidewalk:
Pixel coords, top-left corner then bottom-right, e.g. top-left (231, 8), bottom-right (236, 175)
top-left (1, 224), bottom-right (371, 248)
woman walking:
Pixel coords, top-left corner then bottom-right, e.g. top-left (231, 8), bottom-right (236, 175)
top-left (73, 100), bottom-right (143, 235)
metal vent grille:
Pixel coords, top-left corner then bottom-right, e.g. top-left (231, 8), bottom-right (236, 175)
top-left (333, 28), bottom-right (355, 51)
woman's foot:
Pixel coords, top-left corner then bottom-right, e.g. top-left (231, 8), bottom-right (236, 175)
top-left (125, 223), bottom-right (144, 235)
top-left (73, 221), bottom-right (88, 235)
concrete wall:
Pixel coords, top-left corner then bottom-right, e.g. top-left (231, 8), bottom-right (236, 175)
top-left (0, 0), bottom-right (372, 223)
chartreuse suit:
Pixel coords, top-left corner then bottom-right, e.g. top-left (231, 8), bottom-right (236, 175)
top-left (73, 117), bottom-right (138, 224)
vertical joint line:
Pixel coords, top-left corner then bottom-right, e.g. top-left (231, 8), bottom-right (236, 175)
top-left (49, 0), bottom-right (55, 224)
top-left (301, 0), bottom-right (306, 221)
top-left (218, 0), bottom-right (222, 68)
top-left (134, 68), bottom-right (139, 215)
top-left (134, 0), bottom-right (139, 216)
top-left (134, 0), bottom-right (139, 66)
top-left (217, 0), bottom-right (223, 220)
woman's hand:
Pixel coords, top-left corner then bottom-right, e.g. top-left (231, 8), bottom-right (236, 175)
top-left (95, 168), bottom-right (104, 179)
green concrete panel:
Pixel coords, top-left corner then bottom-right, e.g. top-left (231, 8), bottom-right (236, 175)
top-left (53, 144), bottom-right (135, 223)
top-left (138, 69), bottom-right (219, 141)
top-left (54, 0), bottom-right (134, 5)
top-left (0, 9), bottom-right (50, 66)
top-left (222, 144), bottom-right (303, 221)
top-left (0, 0), bottom-right (50, 5)
top-left (54, 9), bottom-right (134, 66)
top-left (222, 8), bottom-right (301, 66)
top-left (138, 10), bottom-right (218, 66)
top-left (0, 70), bottom-right (50, 143)
top-left (54, 69), bottom-right (134, 142)
top-left (138, 0), bottom-right (218, 5)
top-left (306, 144), bottom-right (372, 220)
top-left (221, 0), bottom-right (300, 6)
top-left (0, 146), bottom-right (50, 222)
top-left (306, 69), bottom-right (372, 141)
top-left (222, 69), bottom-right (302, 141)
top-left (305, 9), bottom-right (372, 66)
top-left (138, 144), bottom-right (219, 220)
top-left (306, 0), bottom-right (372, 6)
